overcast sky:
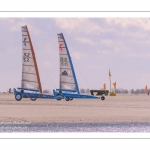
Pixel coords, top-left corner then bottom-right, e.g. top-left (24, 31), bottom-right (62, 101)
top-left (0, 18), bottom-right (150, 92)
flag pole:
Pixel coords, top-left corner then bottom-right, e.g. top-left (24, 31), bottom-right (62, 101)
top-left (115, 82), bottom-right (116, 93)
top-left (109, 69), bottom-right (111, 93)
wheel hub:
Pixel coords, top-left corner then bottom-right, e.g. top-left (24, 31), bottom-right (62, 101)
top-left (16, 95), bottom-right (21, 100)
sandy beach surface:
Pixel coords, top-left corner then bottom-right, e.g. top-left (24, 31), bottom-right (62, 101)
top-left (0, 93), bottom-right (150, 123)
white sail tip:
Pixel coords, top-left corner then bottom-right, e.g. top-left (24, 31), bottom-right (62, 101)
top-left (58, 33), bottom-right (63, 36)
top-left (21, 26), bottom-right (27, 31)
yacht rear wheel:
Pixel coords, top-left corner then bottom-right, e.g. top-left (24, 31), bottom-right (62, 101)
top-left (30, 98), bottom-right (36, 101)
top-left (56, 94), bottom-right (62, 100)
top-left (65, 97), bottom-right (70, 101)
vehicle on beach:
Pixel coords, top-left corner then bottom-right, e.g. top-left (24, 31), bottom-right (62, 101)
top-left (13, 25), bottom-right (62, 101)
top-left (53, 33), bottom-right (105, 101)
top-left (90, 90), bottom-right (109, 96)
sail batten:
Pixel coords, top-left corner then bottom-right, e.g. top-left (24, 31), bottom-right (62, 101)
top-left (21, 25), bottom-right (42, 93)
top-left (58, 33), bottom-right (79, 93)
top-left (61, 82), bottom-right (76, 84)
top-left (23, 50), bottom-right (32, 51)
top-left (22, 72), bottom-right (36, 75)
top-left (59, 75), bottom-right (73, 77)
top-left (22, 80), bottom-right (38, 83)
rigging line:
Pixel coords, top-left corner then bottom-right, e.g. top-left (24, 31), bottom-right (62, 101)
top-left (35, 53), bottom-right (56, 89)
top-left (73, 60), bottom-right (93, 89)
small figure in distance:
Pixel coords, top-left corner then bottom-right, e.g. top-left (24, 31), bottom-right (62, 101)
top-left (9, 88), bottom-right (11, 93)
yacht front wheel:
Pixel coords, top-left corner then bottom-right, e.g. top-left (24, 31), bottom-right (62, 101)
top-left (15, 94), bottom-right (22, 101)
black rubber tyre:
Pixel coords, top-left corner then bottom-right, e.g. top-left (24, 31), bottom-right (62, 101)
top-left (30, 98), bottom-right (36, 101)
top-left (65, 97), bottom-right (70, 101)
top-left (101, 96), bottom-right (105, 100)
top-left (15, 94), bottom-right (22, 101)
top-left (56, 94), bottom-right (62, 101)
top-left (57, 98), bottom-right (62, 101)
top-left (69, 98), bottom-right (73, 100)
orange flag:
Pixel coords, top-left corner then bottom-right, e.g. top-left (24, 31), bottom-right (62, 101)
top-left (103, 83), bottom-right (106, 90)
top-left (145, 85), bottom-right (148, 91)
top-left (113, 82), bottom-right (116, 88)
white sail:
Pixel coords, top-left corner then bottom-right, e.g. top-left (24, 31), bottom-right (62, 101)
top-left (21, 26), bottom-right (40, 91)
top-left (58, 33), bottom-right (77, 91)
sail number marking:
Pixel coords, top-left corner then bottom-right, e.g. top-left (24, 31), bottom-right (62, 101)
top-left (60, 57), bottom-right (68, 66)
top-left (23, 37), bottom-right (27, 46)
top-left (24, 53), bottom-right (30, 62)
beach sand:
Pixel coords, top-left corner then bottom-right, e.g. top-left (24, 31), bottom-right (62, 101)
top-left (0, 93), bottom-right (150, 123)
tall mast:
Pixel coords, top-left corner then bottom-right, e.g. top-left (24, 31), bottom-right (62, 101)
top-left (26, 25), bottom-right (42, 94)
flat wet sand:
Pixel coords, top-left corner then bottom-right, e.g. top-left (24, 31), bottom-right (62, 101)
top-left (0, 93), bottom-right (150, 123)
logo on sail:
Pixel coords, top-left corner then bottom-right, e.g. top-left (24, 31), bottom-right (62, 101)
top-left (61, 70), bottom-right (68, 76)
top-left (23, 37), bottom-right (27, 46)
top-left (59, 44), bottom-right (63, 51)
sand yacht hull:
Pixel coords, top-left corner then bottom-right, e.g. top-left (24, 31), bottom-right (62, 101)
top-left (53, 90), bottom-right (100, 101)
top-left (14, 88), bottom-right (62, 101)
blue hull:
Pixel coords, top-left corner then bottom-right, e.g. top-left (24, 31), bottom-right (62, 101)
top-left (13, 88), bottom-right (62, 99)
top-left (61, 93), bottom-right (100, 99)
top-left (53, 91), bottom-right (99, 99)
